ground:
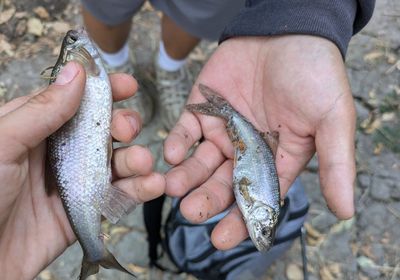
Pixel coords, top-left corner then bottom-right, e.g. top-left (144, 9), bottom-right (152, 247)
top-left (0, 0), bottom-right (399, 279)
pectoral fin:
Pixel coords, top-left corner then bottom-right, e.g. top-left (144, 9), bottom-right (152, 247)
top-left (101, 184), bottom-right (137, 224)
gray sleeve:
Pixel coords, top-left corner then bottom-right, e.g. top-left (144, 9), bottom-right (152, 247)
top-left (219, 0), bottom-right (376, 58)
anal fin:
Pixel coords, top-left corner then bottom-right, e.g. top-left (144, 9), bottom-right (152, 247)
top-left (101, 184), bottom-right (137, 224)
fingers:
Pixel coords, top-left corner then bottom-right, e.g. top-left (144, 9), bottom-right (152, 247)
top-left (109, 73), bottom-right (138, 101)
top-left (211, 206), bottom-right (248, 250)
top-left (165, 140), bottom-right (225, 197)
top-left (179, 160), bottom-right (234, 223)
top-left (112, 145), bottom-right (153, 178)
top-left (164, 112), bottom-right (202, 165)
top-left (113, 172), bottom-right (165, 204)
top-left (315, 94), bottom-right (356, 219)
top-left (0, 61), bottom-right (85, 160)
top-left (111, 109), bottom-right (142, 143)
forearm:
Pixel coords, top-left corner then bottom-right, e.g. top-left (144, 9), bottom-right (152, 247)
top-left (220, 0), bottom-right (376, 57)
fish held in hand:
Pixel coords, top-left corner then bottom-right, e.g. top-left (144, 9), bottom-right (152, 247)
top-left (186, 84), bottom-right (281, 252)
top-left (47, 29), bottom-right (136, 279)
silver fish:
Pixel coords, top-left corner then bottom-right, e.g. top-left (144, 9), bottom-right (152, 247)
top-left (186, 84), bottom-right (281, 252)
top-left (47, 29), bottom-right (136, 279)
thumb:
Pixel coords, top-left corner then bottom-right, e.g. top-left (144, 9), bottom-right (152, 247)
top-left (0, 61), bottom-right (86, 160)
top-left (315, 93), bottom-right (356, 219)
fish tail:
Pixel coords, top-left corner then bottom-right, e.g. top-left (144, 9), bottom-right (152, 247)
top-left (79, 250), bottom-right (135, 280)
top-left (185, 83), bottom-right (233, 119)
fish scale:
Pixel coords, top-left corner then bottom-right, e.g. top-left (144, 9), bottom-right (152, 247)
top-left (186, 84), bottom-right (281, 252)
top-left (47, 29), bottom-right (135, 279)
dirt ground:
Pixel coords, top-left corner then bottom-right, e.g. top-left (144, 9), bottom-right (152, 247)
top-left (0, 0), bottom-right (399, 279)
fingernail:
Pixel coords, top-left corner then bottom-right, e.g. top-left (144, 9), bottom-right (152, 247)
top-left (127, 114), bottom-right (141, 132)
top-left (54, 62), bottom-right (79, 85)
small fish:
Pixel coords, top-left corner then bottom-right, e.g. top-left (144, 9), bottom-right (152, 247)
top-left (186, 84), bottom-right (281, 252)
top-left (47, 29), bottom-right (136, 279)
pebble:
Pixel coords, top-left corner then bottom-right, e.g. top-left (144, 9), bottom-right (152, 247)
top-left (286, 263), bottom-right (303, 280)
top-left (370, 177), bottom-right (392, 202)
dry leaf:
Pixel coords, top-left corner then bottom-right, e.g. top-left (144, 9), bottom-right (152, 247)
top-left (33, 6), bottom-right (50, 20)
top-left (126, 264), bottom-right (147, 274)
top-left (157, 129), bottom-right (168, 139)
top-left (381, 112), bottom-right (396, 122)
top-left (304, 223), bottom-right (322, 239)
top-left (327, 263), bottom-right (342, 278)
top-left (0, 7), bottom-right (16, 25)
top-left (320, 266), bottom-right (335, 280)
top-left (27, 17), bottom-right (43, 36)
top-left (357, 256), bottom-right (376, 268)
top-left (364, 118), bottom-right (381, 134)
top-left (373, 142), bottom-right (384, 155)
top-left (286, 263), bottom-right (303, 280)
top-left (14, 11), bottom-right (28, 19)
top-left (37, 269), bottom-right (54, 280)
top-left (363, 51), bottom-right (384, 62)
top-left (0, 35), bottom-right (15, 56)
top-left (48, 21), bottom-right (71, 34)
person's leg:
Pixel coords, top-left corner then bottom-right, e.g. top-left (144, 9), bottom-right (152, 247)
top-left (80, 0), bottom-right (153, 125)
top-left (152, 0), bottom-right (246, 130)
top-left (82, 7), bottom-right (131, 54)
top-left (161, 14), bottom-right (200, 61)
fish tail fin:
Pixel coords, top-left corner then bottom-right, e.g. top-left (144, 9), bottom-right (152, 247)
top-left (185, 83), bottom-right (232, 119)
top-left (101, 184), bottom-right (138, 224)
top-left (100, 248), bottom-right (136, 277)
top-left (79, 250), bottom-right (135, 280)
top-left (79, 258), bottom-right (99, 280)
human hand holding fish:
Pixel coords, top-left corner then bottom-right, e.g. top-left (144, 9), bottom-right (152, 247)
top-left (164, 35), bottom-right (356, 250)
top-left (0, 61), bottom-right (165, 279)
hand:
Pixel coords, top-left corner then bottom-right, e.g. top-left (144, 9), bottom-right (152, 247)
top-left (164, 35), bottom-right (356, 250)
top-left (0, 62), bottom-right (165, 279)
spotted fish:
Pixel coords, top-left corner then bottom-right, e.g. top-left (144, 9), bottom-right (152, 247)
top-left (186, 84), bottom-right (281, 251)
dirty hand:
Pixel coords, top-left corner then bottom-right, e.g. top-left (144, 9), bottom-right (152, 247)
top-left (0, 62), bottom-right (165, 278)
top-left (164, 35), bottom-right (356, 250)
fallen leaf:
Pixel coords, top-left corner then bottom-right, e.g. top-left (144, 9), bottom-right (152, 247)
top-left (0, 35), bottom-right (15, 56)
top-left (33, 6), bottom-right (50, 20)
top-left (373, 142), bottom-right (384, 155)
top-left (286, 263), bottom-right (303, 280)
top-left (327, 263), bottom-right (342, 278)
top-left (320, 266), bottom-right (335, 280)
top-left (157, 129), bottom-right (168, 139)
top-left (0, 7), bottom-right (16, 25)
top-left (127, 264), bottom-right (147, 274)
top-left (364, 51), bottom-right (384, 62)
top-left (381, 112), bottom-right (396, 122)
top-left (357, 255), bottom-right (376, 268)
top-left (363, 118), bottom-right (381, 134)
top-left (14, 11), bottom-right (28, 19)
top-left (37, 269), bottom-right (54, 280)
top-left (48, 21), bottom-right (71, 34)
top-left (27, 17), bottom-right (43, 36)
top-left (15, 19), bottom-right (27, 37)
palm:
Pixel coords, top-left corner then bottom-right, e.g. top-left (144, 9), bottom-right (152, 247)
top-left (165, 35), bottom-right (356, 250)
top-left (0, 144), bottom-right (74, 278)
top-left (0, 70), bottom-right (164, 278)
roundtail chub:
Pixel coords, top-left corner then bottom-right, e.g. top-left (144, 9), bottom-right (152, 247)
top-left (186, 84), bottom-right (281, 252)
top-left (47, 29), bottom-right (136, 279)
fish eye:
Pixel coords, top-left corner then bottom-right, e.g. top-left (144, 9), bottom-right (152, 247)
top-left (66, 31), bottom-right (78, 44)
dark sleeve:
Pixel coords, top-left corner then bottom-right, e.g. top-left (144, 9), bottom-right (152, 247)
top-left (220, 0), bottom-right (376, 57)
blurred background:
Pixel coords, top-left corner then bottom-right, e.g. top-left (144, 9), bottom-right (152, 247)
top-left (0, 0), bottom-right (399, 279)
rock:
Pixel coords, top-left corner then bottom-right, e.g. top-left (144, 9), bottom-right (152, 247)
top-left (311, 212), bottom-right (337, 232)
top-left (370, 177), bottom-right (392, 201)
top-left (391, 187), bottom-right (400, 200)
top-left (286, 263), bottom-right (303, 280)
top-left (357, 173), bottom-right (371, 188)
top-left (27, 17), bottom-right (43, 36)
top-left (33, 6), bottom-right (50, 19)
top-left (0, 7), bottom-right (16, 25)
